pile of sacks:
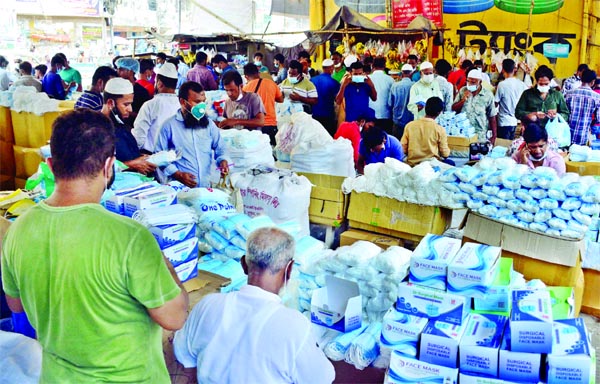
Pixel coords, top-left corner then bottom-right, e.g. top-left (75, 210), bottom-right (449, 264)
top-left (342, 158), bottom-right (463, 208)
top-left (11, 87), bottom-right (60, 115)
top-left (291, 241), bottom-right (412, 323)
top-left (219, 129), bottom-right (275, 171)
top-left (439, 157), bottom-right (600, 238)
top-left (569, 144), bottom-right (600, 162)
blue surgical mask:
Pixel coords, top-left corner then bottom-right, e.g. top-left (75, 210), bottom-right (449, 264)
top-left (274, 62), bottom-right (279, 68)
top-left (289, 76), bottom-right (300, 84)
top-left (467, 84), bottom-right (478, 92)
top-left (254, 61), bottom-right (262, 67)
top-left (352, 75), bottom-right (365, 83)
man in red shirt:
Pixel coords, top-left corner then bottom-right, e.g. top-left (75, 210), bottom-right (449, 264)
top-left (334, 109), bottom-right (375, 167)
top-left (136, 59), bottom-right (156, 97)
top-left (448, 60), bottom-right (473, 92)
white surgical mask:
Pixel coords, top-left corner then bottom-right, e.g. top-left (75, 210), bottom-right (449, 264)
top-left (215, 67), bottom-right (223, 74)
top-left (529, 151), bottom-right (548, 162)
top-left (467, 84), bottom-right (478, 92)
top-left (537, 85), bottom-right (550, 93)
top-left (421, 74), bottom-right (434, 84)
top-left (254, 61), bottom-right (262, 67)
top-left (274, 62), bottom-right (279, 68)
top-left (236, 92), bottom-right (243, 101)
top-left (289, 76), bottom-right (300, 84)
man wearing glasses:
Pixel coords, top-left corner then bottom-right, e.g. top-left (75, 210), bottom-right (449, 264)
top-left (512, 123), bottom-right (566, 175)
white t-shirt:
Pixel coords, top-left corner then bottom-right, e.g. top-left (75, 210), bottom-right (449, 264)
top-left (174, 285), bottom-right (335, 384)
top-left (132, 93), bottom-right (181, 152)
top-left (494, 77), bottom-right (528, 127)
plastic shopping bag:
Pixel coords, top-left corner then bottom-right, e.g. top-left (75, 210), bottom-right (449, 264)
top-left (545, 114), bottom-right (571, 148)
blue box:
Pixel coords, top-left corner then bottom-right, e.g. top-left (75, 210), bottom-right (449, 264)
top-left (459, 313), bottom-right (508, 377)
top-left (150, 223), bottom-right (196, 249)
top-left (396, 282), bottom-right (469, 325)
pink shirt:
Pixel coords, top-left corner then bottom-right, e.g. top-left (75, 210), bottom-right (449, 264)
top-left (511, 149), bottom-right (566, 176)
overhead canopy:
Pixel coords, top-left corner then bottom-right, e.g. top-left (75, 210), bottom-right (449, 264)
top-left (305, 6), bottom-right (434, 45)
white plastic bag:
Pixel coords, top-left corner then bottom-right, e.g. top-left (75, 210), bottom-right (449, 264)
top-left (546, 114), bottom-right (571, 147)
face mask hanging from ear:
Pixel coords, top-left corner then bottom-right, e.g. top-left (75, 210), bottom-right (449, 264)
top-left (278, 259), bottom-right (294, 299)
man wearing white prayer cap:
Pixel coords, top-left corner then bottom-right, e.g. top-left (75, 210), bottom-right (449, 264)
top-left (174, 227), bottom-right (335, 384)
top-left (100, 77), bottom-right (156, 175)
top-left (452, 68), bottom-right (498, 143)
top-left (407, 60), bottom-right (443, 120)
top-left (116, 57), bottom-right (151, 125)
top-left (310, 58), bottom-right (340, 135)
top-left (132, 62), bottom-right (181, 153)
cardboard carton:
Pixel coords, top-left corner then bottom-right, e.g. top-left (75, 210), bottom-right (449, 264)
top-left (12, 145), bottom-right (42, 179)
top-left (419, 320), bottom-right (466, 368)
top-left (459, 372), bottom-right (519, 384)
top-left (162, 237), bottom-right (198, 266)
top-left (0, 106), bottom-right (13, 142)
top-left (447, 242), bottom-right (501, 298)
top-left (565, 160), bottom-right (600, 177)
top-left (386, 352), bottom-right (458, 384)
top-left (298, 172), bottom-right (348, 227)
top-left (123, 186), bottom-right (177, 216)
top-left (473, 258), bottom-right (514, 312)
top-left (582, 268), bottom-right (600, 317)
top-left (510, 289), bottom-right (553, 353)
top-left (340, 229), bottom-right (403, 249)
top-left (547, 318), bottom-right (593, 384)
top-left (150, 223), bottom-right (196, 249)
top-left (459, 313), bottom-right (508, 377)
top-left (311, 275), bottom-right (362, 332)
top-left (409, 234), bottom-right (462, 290)
top-left (381, 306), bottom-right (428, 358)
top-left (396, 282), bottom-right (469, 325)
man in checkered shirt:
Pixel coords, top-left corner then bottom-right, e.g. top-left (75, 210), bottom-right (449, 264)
top-left (565, 69), bottom-right (600, 145)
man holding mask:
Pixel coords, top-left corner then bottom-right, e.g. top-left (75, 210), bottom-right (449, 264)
top-left (156, 81), bottom-right (229, 188)
top-left (279, 59), bottom-right (319, 113)
top-left (336, 61), bottom-right (377, 122)
top-left (407, 61), bottom-right (442, 121)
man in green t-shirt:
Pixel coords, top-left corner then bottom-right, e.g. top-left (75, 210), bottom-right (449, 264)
top-left (56, 52), bottom-right (82, 93)
top-left (1, 109), bottom-right (188, 383)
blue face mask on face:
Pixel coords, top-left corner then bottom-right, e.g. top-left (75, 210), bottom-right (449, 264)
top-left (190, 102), bottom-right (206, 120)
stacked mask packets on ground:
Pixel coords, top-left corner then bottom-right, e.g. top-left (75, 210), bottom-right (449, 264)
top-left (342, 158), bottom-right (463, 208)
top-left (219, 129), bottom-right (275, 172)
top-left (569, 144), bottom-right (600, 162)
top-left (439, 157), bottom-right (600, 239)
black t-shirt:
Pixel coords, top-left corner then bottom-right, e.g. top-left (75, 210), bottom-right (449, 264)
top-left (114, 123), bottom-right (141, 162)
top-left (124, 83), bottom-right (151, 126)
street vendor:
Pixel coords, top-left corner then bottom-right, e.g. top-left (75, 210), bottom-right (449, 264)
top-left (357, 125), bottom-right (403, 174)
top-left (511, 123), bottom-right (566, 175)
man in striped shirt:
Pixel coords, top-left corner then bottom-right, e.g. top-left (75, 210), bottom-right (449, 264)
top-left (565, 69), bottom-right (600, 145)
top-left (75, 66), bottom-right (117, 112)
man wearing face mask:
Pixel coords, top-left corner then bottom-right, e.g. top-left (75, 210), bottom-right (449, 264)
top-left (407, 61), bottom-right (442, 121)
top-left (219, 70), bottom-right (265, 130)
top-left (2, 109), bottom-right (188, 383)
top-left (212, 54), bottom-right (236, 90)
top-left (452, 69), bottom-right (498, 143)
top-left (515, 66), bottom-right (569, 129)
top-left (132, 63), bottom-right (181, 153)
top-left (101, 78), bottom-right (156, 175)
top-left (136, 59), bottom-right (156, 97)
top-left (512, 123), bottom-right (565, 175)
top-left (273, 53), bottom-right (287, 84)
top-left (253, 52), bottom-right (270, 75)
top-left (173, 227), bottom-right (335, 384)
top-left (156, 81), bottom-right (229, 188)
top-left (331, 51), bottom-right (346, 83)
top-left (336, 61), bottom-right (377, 122)
top-left (279, 60), bottom-right (319, 113)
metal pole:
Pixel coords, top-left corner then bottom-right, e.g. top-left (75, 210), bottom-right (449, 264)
top-left (178, 0), bottom-right (182, 34)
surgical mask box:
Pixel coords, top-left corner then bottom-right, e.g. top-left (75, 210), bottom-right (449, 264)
top-left (396, 282), bottom-right (469, 326)
top-left (498, 324), bottom-right (542, 383)
top-left (386, 352), bottom-right (458, 384)
top-left (311, 275), bottom-right (362, 333)
top-left (547, 318), bottom-right (593, 384)
top-left (510, 289), bottom-right (553, 353)
top-left (547, 286), bottom-right (576, 320)
top-left (419, 320), bottom-right (466, 369)
top-left (409, 234), bottom-right (462, 290)
top-left (174, 256), bottom-right (198, 283)
top-left (162, 237), bottom-right (198, 267)
top-left (459, 372), bottom-right (519, 384)
top-left (104, 183), bottom-right (157, 215)
top-left (380, 306), bottom-right (429, 358)
top-left (123, 186), bottom-right (177, 217)
top-left (447, 242), bottom-right (501, 299)
top-left (150, 223), bottom-right (196, 249)
top-left (473, 258), bottom-right (514, 312)
top-left (459, 313), bottom-right (508, 377)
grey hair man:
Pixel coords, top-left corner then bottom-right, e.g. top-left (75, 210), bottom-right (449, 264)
top-left (174, 227), bottom-right (335, 384)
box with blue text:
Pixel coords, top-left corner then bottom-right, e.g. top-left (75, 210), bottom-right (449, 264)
top-left (499, 324), bottom-right (542, 383)
top-left (459, 313), bottom-right (508, 377)
top-left (380, 306), bottom-right (428, 358)
top-left (419, 320), bottom-right (466, 369)
top-left (447, 242), bottom-right (501, 298)
top-left (396, 282), bottom-right (469, 325)
top-left (510, 289), bottom-right (553, 353)
top-left (409, 234), bottom-right (462, 290)
top-left (174, 256), bottom-right (198, 283)
top-left (123, 186), bottom-right (177, 217)
top-left (547, 318), bottom-right (593, 384)
top-left (150, 223), bottom-right (196, 249)
top-left (473, 258), bottom-right (513, 313)
top-left (386, 352), bottom-right (458, 384)
top-left (311, 275), bottom-right (362, 332)
top-left (104, 182), bottom-right (157, 215)
top-left (162, 237), bottom-right (198, 267)
top-left (459, 372), bottom-right (519, 384)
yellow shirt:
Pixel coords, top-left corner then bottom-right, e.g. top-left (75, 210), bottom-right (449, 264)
top-left (401, 117), bottom-right (450, 166)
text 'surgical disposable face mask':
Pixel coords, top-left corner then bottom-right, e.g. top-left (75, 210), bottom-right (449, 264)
top-left (191, 102), bottom-right (207, 120)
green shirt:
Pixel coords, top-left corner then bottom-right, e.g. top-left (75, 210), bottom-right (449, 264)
top-left (515, 88), bottom-right (570, 128)
top-left (2, 202), bottom-right (181, 383)
top-left (332, 67), bottom-right (346, 83)
top-left (58, 67), bottom-right (82, 85)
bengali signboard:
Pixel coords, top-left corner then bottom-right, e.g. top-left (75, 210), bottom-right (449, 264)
top-left (392, 0), bottom-right (442, 29)
top-left (15, 0), bottom-right (101, 17)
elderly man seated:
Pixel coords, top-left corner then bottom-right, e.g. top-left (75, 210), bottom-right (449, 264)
top-left (173, 227), bottom-right (335, 384)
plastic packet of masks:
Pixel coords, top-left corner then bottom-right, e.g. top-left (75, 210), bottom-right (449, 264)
top-left (479, 205), bottom-right (499, 218)
top-left (564, 182), bottom-right (587, 197)
top-left (530, 188), bottom-right (548, 200)
top-left (298, 275), bottom-right (319, 291)
top-left (472, 191), bottom-right (487, 201)
top-left (523, 200), bottom-right (540, 213)
top-left (357, 281), bottom-right (380, 298)
top-left (551, 208), bottom-right (571, 222)
top-left (439, 167), bottom-right (458, 182)
top-left (561, 229), bottom-right (584, 239)
top-left (547, 229), bottom-right (561, 237)
top-left (476, 157), bottom-right (497, 171)
top-left (319, 253), bottom-right (348, 274)
top-left (197, 258), bottom-right (225, 272)
top-left (488, 196), bottom-right (507, 208)
top-left (548, 217), bottom-right (568, 231)
top-left (519, 173), bottom-right (538, 188)
top-left (458, 182), bottom-right (477, 195)
top-left (212, 218), bottom-right (239, 240)
top-left (534, 209), bottom-right (552, 223)
top-left (517, 211), bottom-right (535, 223)
top-left (345, 322), bottom-right (383, 370)
top-left (337, 241), bottom-right (382, 266)
top-left (506, 199), bottom-right (524, 213)
top-left (470, 171), bottom-right (490, 187)
top-left (324, 324), bottom-right (369, 361)
top-left (211, 259), bottom-right (245, 281)
top-left (562, 197), bottom-right (582, 211)
top-left (443, 182), bottom-right (461, 193)
top-left (533, 166), bottom-right (559, 188)
top-left (572, 210), bottom-right (592, 226)
top-left (298, 249), bottom-right (332, 276)
top-left (229, 234), bottom-right (246, 250)
top-left (567, 219), bottom-right (588, 234)
top-left (366, 292), bottom-right (393, 313)
top-left (236, 215), bottom-right (275, 239)
top-left (539, 198), bottom-right (559, 210)
top-left (582, 184), bottom-right (600, 203)
top-left (501, 170), bottom-right (525, 190)
top-left (515, 188), bottom-right (534, 202)
top-left (496, 188), bottom-right (515, 201)
top-left (493, 157), bottom-right (517, 170)
top-left (482, 184), bottom-right (501, 196)
top-left (345, 265), bottom-right (380, 282)
top-left (454, 166), bottom-right (479, 183)
top-left (467, 199), bottom-right (484, 210)
top-left (147, 150), bottom-right (181, 167)
top-left (223, 245), bottom-right (245, 260)
top-left (204, 230), bottom-right (230, 251)
top-left (453, 192), bottom-right (470, 205)
top-left (366, 272), bottom-right (386, 291)
top-left (496, 208), bottom-right (513, 218)
top-left (295, 236), bottom-right (326, 266)
top-left (132, 204), bottom-right (197, 227)
top-left (485, 170), bottom-right (504, 186)
top-left (580, 203), bottom-right (600, 216)
top-left (499, 215), bottom-right (520, 226)
top-left (529, 222), bottom-right (549, 233)
top-left (198, 238), bottom-right (214, 253)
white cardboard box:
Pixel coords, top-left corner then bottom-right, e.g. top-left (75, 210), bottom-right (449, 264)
top-left (310, 275), bottom-right (362, 332)
top-left (409, 234), bottom-right (462, 290)
top-left (499, 324), bottom-right (542, 383)
top-left (459, 372), bottom-right (519, 384)
top-left (547, 318), bottom-right (593, 384)
top-left (380, 306), bottom-right (429, 358)
top-left (459, 313), bottom-right (508, 377)
top-left (510, 289), bottom-right (553, 353)
top-left (386, 352), bottom-right (458, 384)
top-left (162, 237), bottom-right (198, 266)
top-left (123, 186), bottom-right (177, 217)
top-left (104, 182), bottom-right (157, 215)
top-left (447, 242), bottom-right (501, 298)
top-left (174, 256), bottom-right (198, 283)
top-left (396, 282), bottom-right (469, 325)
top-left (150, 223), bottom-right (196, 249)
top-left (419, 320), bottom-right (466, 369)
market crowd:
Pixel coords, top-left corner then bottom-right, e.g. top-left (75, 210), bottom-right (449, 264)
top-left (2, 48), bottom-right (600, 383)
